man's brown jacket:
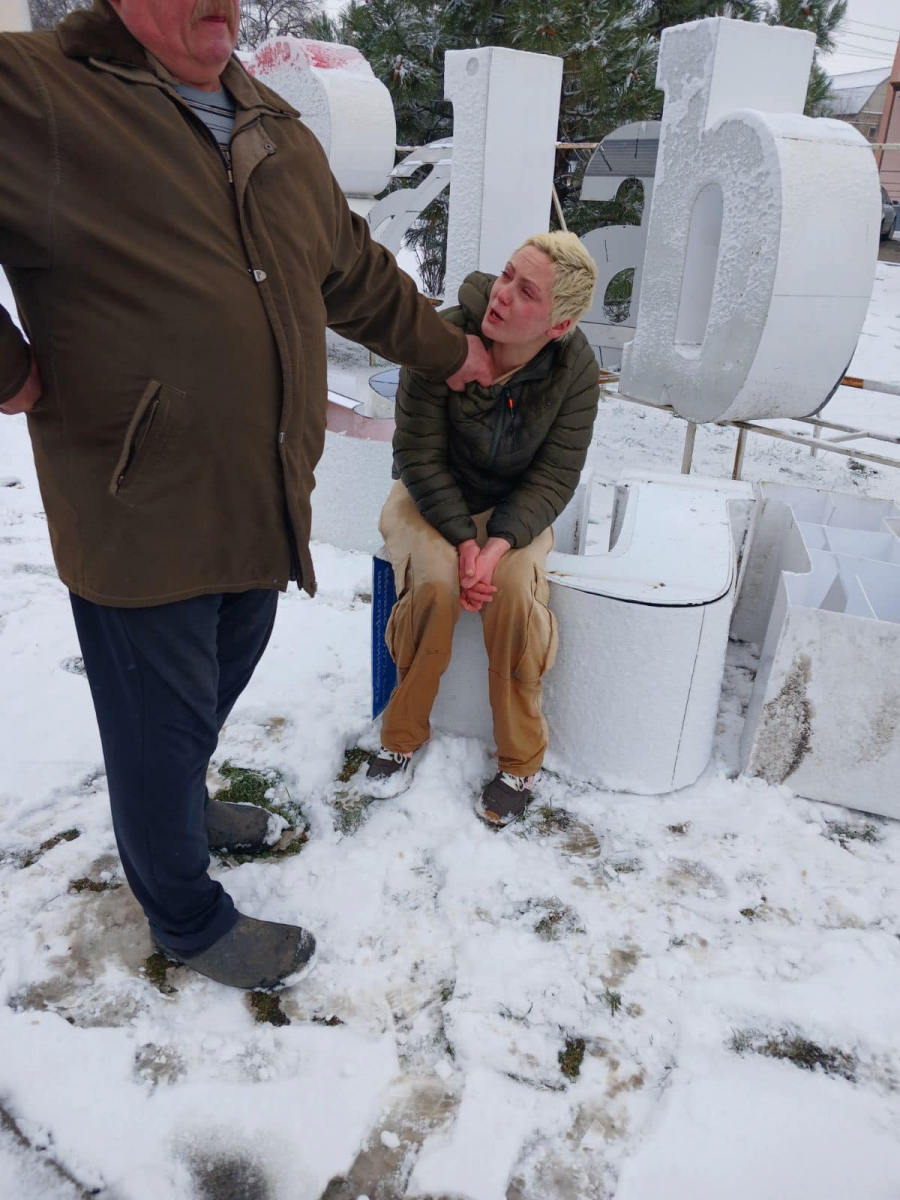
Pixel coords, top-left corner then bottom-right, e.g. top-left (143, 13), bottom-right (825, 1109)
top-left (0, 1), bottom-right (465, 604)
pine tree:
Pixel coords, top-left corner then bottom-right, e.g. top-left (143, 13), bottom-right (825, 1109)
top-left (28, 0), bottom-right (90, 29)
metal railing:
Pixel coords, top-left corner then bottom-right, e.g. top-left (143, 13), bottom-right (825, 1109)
top-left (599, 376), bottom-right (900, 480)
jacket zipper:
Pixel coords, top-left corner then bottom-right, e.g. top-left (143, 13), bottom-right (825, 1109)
top-left (173, 98), bottom-right (301, 583)
top-left (484, 386), bottom-right (514, 471)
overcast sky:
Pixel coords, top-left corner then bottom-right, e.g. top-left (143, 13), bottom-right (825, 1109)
top-left (318, 0), bottom-right (898, 81)
top-left (820, 0), bottom-right (899, 77)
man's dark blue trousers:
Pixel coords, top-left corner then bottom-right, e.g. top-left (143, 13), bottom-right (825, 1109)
top-left (69, 588), bottom-right (279, 954)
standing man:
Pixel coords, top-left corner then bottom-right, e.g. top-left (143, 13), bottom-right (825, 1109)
top-left (0, 0), bottom-right (490, 990)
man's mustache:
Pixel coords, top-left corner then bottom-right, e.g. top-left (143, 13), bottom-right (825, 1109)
top-left (192, 1), bottom-right (237, 32)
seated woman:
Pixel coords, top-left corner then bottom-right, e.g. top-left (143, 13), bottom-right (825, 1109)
top-left (366, 231), bottom-right (600, 826)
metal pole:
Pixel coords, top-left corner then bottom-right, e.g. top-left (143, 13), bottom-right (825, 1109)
top-left (840, 375), bottom-right (900, 398)
top-left (801, 415), bottom-right (900, 447)
top-left (604, 388), bottom-right (900, 474)
top-left (681, 422), bottom-right (697, 475)
top-left (726, 421), bottom-right (900, 472)
top-left (732, 428), bottom-right (747, 480)
top-left (551, 185), bottom-right (568, 232)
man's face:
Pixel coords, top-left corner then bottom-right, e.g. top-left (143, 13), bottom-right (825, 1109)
top-left (110, 0), bottom-right (240, 86)
top-left (481, 246), bottom-right (567, 346)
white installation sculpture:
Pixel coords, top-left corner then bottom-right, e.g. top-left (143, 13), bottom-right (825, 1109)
top-left (248, 19), bottom-right (891, 808)
top-left (577, 121), bottom-right (660, 370)
top-left (244, 38), bottom-right (396, 207)
top-left (0, 0), bottom-right (30, 33)
top-left (619, 18), bottom-right (881, 423)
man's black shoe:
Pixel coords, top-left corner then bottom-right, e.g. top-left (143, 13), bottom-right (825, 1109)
top-left (205, 798), bottom-right (278, 853)
top-left (154, 913), bottom-right (316, 991)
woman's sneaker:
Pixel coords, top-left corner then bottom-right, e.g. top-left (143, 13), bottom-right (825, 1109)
top-left (364, 747), bottom-right (414, 798)
top-left (476, 771), bottom-right (536, 827)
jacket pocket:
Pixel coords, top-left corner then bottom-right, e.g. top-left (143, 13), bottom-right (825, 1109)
top-left (109, 380), bottom-right (185, 504)
top-left (384, 554), bottom-right (414, 670)
top-left (512, 565), bottom-right (559, 683)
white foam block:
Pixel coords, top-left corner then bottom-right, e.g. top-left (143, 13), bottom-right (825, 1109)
top-left (0, 0), bottom-right (30, 31)
top-left (620, 18), bottom-right (881, 423)
top-left (247, 38), bottom-right (396, 198)
top-left (443, 48), bottom-right (562, 305)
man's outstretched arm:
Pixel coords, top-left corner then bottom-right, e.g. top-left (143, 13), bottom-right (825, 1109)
top-left (319, 162), bottom-right (491, 389)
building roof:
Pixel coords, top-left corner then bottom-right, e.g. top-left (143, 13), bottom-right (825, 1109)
top-left (826, 67), bottom-right (892, 117)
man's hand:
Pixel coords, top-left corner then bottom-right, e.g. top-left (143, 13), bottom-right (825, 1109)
top-left (0, 356), bottom-right (41, 416)
top-left (446, 334), bottom-right (493, 392)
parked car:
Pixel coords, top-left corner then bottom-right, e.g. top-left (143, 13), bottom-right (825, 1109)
top-left (882, 187), bottom-right (897, 240)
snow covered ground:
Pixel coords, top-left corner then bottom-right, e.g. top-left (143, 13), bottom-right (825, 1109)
top-left (1, 263), bottom-right (900, 1200)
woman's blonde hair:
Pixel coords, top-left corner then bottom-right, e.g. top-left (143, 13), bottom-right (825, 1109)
top-left (518, 231), bottom-right (598, 340)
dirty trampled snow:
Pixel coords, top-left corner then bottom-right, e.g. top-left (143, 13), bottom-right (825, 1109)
top-left (1, 264), bottom-right (900, 1199)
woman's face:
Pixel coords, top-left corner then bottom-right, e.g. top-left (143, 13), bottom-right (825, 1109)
top-left (481, 246), bottom-right (567, 346)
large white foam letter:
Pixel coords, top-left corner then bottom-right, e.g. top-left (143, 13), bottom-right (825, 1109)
top-left (246, 39), bottom-right (396, 201)
top-left (620, 18), bottom-right (880, 423)
top-left (578, 121), bottom-right (660, 370)
top-left (0, 0), bottom-right (31, 31)
top-left (443, 48), bottom-right (562, 307)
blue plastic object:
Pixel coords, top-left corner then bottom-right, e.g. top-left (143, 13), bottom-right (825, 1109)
top-left (372, 555), bottom-right (398, 719)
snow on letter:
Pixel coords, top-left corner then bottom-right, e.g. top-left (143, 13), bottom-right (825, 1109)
top-left (247, 38), bottom-right (396, 199)
top-left (442, 48), bottom-right (562, 307)
top-left (619, 17), bottom-right (881, 423)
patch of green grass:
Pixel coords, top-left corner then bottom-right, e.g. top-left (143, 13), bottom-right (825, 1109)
top-left (312, 1014), bottom-right (345, 1027)
top-left (354, 591), bottom-right (372, 604)
top-left (740, 906), bottom-right (761, 921)
top-left (603, 987), bottom-right (622, 1016)
top-left (667, 822), bottom-right (691, 836)
top-left (558, 1036), bottom-right (586, 1081)
top-left (826, 820), bottom-right (882, 849)
top-left (249, 991), bottom-right (290, 1026)
top-left (68, 877), bottom-right (121, 893)
top-left (731, 1028), bottom-right (856, 1081)
top-left (337, 746), bottom-right (372, 783)
top-left (531, 804), bottom-right (574, 835)
top-left (332, 790), bottom-right (377, 836)
top-left (22, 828), bottom-right (80, 867)
top-left (535, 912), bottom-right (563, 940)
top-left (534, 904), bottom-right (582, 942)
top-left (218, 762), bottom-right (280, 809)
top-left (143, 952), bottom-right (178, 996)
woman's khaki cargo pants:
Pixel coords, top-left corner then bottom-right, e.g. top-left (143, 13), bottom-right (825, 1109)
top-left (378, 481), bottom-right (558, 777)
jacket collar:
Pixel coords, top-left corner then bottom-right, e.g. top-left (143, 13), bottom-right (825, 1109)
top-left (56, 0), bottom-right (147, 67)
top-left (56, 0), bottom-right (297, 117)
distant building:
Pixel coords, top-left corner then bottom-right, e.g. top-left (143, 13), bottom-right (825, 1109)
top-left (826, 67), bottom-right (892, 143)
top-left (874, 43), bottom-right (900, 203)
